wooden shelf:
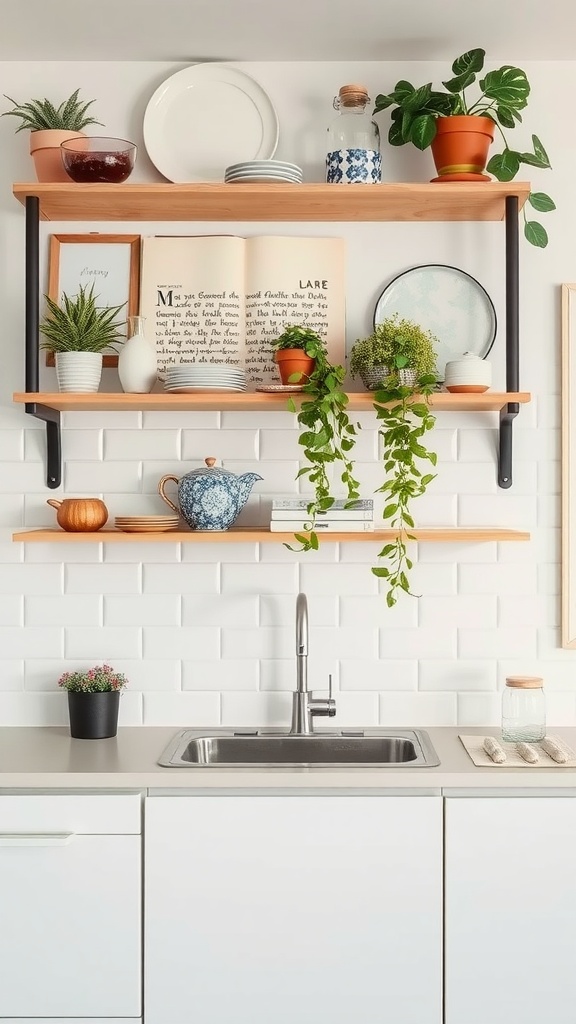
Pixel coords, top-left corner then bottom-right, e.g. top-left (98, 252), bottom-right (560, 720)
top-left (14, 391), bottom-right (531, 414)
top-left (12, 182), bottom-right (531, 223)
top-left (13, 528), bottom-right (530, 544)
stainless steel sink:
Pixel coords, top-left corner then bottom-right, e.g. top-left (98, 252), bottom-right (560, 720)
top-left (158, 729), bottom-right (440, 768)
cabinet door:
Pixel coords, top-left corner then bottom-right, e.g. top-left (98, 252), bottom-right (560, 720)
top-left (445, 796), bottom-right (576, 1024)
top-left (146, 795), bottom-right (442, 1024)
top-left (0, 833), bottom-right (141, 1017)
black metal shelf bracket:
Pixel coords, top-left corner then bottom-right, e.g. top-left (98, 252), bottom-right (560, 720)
top-left (24, 194), bottom-right (62, 488)
top-left (498, 194), bottom-right (520, 489)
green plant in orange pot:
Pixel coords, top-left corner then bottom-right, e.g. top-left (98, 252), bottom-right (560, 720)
top-left (373, 47), bottom-right (555, 247)
top-left (271, 324), bottom-right (325, 385)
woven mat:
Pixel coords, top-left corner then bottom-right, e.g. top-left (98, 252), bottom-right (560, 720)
top-left (459, 734), bottom-right (576, 767)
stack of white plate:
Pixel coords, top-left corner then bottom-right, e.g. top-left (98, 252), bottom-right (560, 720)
top-left (115, 515), bottom-right (180, 533)
top-left (225, 160), bottom-right (302, 184)
top-left (164, 364), bottom-right (247, 394)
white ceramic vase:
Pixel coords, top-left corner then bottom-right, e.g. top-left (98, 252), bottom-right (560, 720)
top-left (118, 316), bottom-right (157, 393)
top-left (55, 352), bottom-right (103, 393)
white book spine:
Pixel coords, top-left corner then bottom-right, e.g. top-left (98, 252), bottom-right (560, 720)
top-left (270, 508), bottom-right (375, 522)
top-left (269, 520), bottom-right (375, 533)
top-left (271, 498), bottom-right (374, 512)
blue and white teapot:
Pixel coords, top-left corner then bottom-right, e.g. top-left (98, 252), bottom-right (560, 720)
top-left (158, 457), bottom-right (262, 531)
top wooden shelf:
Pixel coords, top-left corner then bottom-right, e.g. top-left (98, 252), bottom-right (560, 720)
top-left (12, 182), bottom-right (531, 223)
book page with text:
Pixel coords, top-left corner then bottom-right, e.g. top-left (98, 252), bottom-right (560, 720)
top-left (140, 236), bottom-right (245, 377)
top-left (244, 236), bottom-right (346, 386)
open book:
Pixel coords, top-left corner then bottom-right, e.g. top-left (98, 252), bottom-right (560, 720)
top-left (140, 235), bottom-right (346, 385)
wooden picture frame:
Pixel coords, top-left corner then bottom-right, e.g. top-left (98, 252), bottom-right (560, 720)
top-left (46, 233), bottom-right (141, 367)
top-left (562, 283), bottom-right (576, 647)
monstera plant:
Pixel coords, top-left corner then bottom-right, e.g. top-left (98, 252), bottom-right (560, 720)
top-left (374, 48), bottom-right (554, 247)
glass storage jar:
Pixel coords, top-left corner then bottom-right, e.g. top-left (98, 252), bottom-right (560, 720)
top-left (501, 675), bottom-right (546, 742)
top-left (326, 84), bottom-right (381, 184)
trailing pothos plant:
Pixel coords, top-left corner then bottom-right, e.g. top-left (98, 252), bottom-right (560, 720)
top-left (286, 347), bottom-right (360, 552)
top-left (372, 357), bottom-right (438, 606)
top-left (373, 47), bottom-right (555, 247)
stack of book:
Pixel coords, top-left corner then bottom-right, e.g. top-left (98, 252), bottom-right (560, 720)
top-left (269, 498), bottom-right (375, 533)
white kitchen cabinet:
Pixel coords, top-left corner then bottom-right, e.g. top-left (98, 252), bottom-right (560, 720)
top-left (0, 793), bottom-right (142, 1019)
top-left (145, 794), bottom-right (442, 1024)
top-left (445, 795), bottom-right (576, 1024)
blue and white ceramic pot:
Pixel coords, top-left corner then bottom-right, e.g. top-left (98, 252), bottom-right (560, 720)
top-left (158, 457), bottom-right (262, 531)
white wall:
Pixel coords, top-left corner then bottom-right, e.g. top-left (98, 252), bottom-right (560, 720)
top-left (0, 59), bottom-right (572, 727)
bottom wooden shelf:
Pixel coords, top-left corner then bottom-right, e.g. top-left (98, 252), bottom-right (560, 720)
top-left (12, 527), bottom-right (531, 544)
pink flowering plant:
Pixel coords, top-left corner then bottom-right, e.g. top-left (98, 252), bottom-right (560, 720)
top-left (58, 664), bottom-right (128, 693)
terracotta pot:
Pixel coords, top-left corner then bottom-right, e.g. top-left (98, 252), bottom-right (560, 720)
top-left (47, 497), bottom-right (109, 532)
top-left (430, 116), bottom-right (495, 182)
top-left (274, 349), bottom-right (316, 385)
top-left (29, 129), bottom-right (86, 182)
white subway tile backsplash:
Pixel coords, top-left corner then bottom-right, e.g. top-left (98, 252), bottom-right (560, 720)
top-left (104, 594), bottom-right (181, 626)
top-left (0, 430), bottom-right (24, 461)
top-left (340, 593), bottom-right (418, 628)
top-left (459, 494), bottom-right (537, 528)
top-left (498, 594), bottom-right (558, 628)
top-left (379, 626), bottom-right (456, 659)
top-left (25, 595), bottom-right (101, 627)
top-left (47, 430), bottom-right (102, 462)
top-left (458, 627), bottom-right (537, 659)
top-left (62, 411), bottom-right (141, 429)
top-left (65, 563), bottom-right (141, 594)
top-left (0, 627), bottom-right (63, 659)
top-left (24, 541), bottom-right (102, 563)
top-left (182, 429), bottom-right (258, 461)
top-left (143, 562), bottom-right (218, 593)
top-left (0, 563), bottom-right (63, 595)
top-left (0, 462), bottom-right (46, 492)
top-left (419, 660), bottom-right (497, 692)
top-left (0, 494), bottom-right (24, 526)
top-left (183, 659), bottom-right (259, 691)
top-left (182, 594), bottom-right (258, 627)
top-left (457, 692), bottom-right (500, 726)
top-left (340, 659), bottom-right (417, 691)
top-left (65, 627), bottom-right (141, 660)
top-left (419, 594), bottom-right (497, 628)
top-left (221, 626), bottom-right (292, 660)
top-left (65, 461), bottom-right (141, 492)
top-left (0, 692), bottom-right (68, 726)
top-left (104, 429), bottom-right (180, 461)
top-left (331, 691), bottom-right (379, 727)
top-left (0, 661), bottom-right (24, 690)
top-left (260, 594), bottom-right (338, 627)
top-left (300, 563), bottom-right (377, 596)
top-left (221, 411), bottom-right (297, 430)
top-left (0, 595), bottom-right (23, 625)
top-left (183, 541), bottom-right (259, 563)
top-left (459, 562), bottom-right (537, 596)
top-left (418, 541), bottom-right (498, 563)
top-left (379, 692), bottom-right (457, 726)
top-left (142, 411), bottom-right (220, 429)
top-left (220, 691), bottom-right (291, 727)
top-left (144, 626), bottom-right (219, 660)
top-left (143, 691), bottom-right (220, 725)
top-left (222, 562), bottom-right (297, 594)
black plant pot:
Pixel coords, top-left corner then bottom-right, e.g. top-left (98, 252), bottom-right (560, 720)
top-left (67, 691), bottom-right (120, 739)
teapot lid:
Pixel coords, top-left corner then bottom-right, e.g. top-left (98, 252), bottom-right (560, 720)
top-left (188, 457), bottom-right (236, 479)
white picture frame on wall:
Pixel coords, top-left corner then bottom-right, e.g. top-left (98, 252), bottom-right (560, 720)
top-left (46, 233), bottom-right (141, 367)
top-left (562, 283), bottom-right (576, 647)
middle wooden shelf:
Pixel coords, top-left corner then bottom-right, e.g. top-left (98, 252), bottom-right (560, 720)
top-left (13, 527), bottom-right (531, 544)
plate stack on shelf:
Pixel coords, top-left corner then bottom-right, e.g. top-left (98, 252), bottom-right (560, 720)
top-left (164, 364), bottom-right (247, 394)
top-left (115, 515), bottom-right (180, 533)
top-left (224, 160), bottom-right (303, 184)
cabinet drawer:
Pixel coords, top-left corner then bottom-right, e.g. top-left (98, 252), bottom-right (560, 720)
top-left (0, 793), bottom-right (140, 834)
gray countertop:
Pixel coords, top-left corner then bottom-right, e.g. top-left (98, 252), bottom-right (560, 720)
top-left (1, 726), bottom-right (576, 789)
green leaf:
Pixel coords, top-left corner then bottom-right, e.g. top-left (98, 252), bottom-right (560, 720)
top-left (372, 567), bottom-right (390, 578)
top-left (528, 191), bottom-right (555, 213)
top-left (486, 149), bottom-right (520, 182)
top-left (392, 80), bottom-right (415, 102)
top-left (382, 503), bottom-right (398, 519)
top-left (532, 134), bottom-right (551, 167)
top-left (404, 84), bottom-right (432, 112)
top-left (386, 590), bottom-right (397, 608)
top-left (452, 48), bottom-right (485, 76)
top-left (388, 119), bottom-right (405, 147)
top-left (409, 114), bottom-right (437, 150)
top-left (442, 71), bottom-right (475, 94)
top-left (496, 105), bottom-right (516, 129)
top-left (373, 93), bottom-right (395, 113)
top-left (519, 152), bottom-right (550, 169)
top-left (524, 220), bottom-right (549, 248)
top-left (480, 66), bottom-right (530, 109)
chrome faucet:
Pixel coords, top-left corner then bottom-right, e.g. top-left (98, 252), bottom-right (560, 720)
top-left (290, 593), bottom-right (336, 735)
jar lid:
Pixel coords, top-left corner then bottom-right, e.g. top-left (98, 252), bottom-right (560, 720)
top-left (337, 84), bottom-right (369, 105)
top-left (506, 675), bottom-right (544, 689)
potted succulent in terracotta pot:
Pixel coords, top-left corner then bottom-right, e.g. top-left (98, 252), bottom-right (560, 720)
top-left (271, 324), bottom-right (326, 385)
top-left (373, 48), bottom-right (555, 246)
top-left (58, 664), bottom-right (127, 739)
top-left (2, 89), bottom-right (102, 181)
top-left (40, 283), bottom-right (125, 393)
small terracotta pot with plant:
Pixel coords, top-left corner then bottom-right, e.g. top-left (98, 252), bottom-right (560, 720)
top-left (58, 664), bottom-right (127, 739)
top-left (271, 324), bottom-right (326, 385)
top-left (373, 47), bottom-right (555, 246)
top-left (2, 89), bottom-right (102, 182)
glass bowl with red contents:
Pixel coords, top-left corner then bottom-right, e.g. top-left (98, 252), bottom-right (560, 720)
top-left (61, 137), bottom-right (137, 183)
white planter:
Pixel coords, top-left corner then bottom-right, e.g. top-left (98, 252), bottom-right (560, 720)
top-left (118, 316), bottom-right (157, 394)
top-left (55, 352), bottom-right (103, 393)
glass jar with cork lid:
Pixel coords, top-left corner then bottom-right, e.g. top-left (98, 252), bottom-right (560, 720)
top-left (326, 84), bottom-right (381, 184)
top-left (501, 675), bottom-right (546, 742)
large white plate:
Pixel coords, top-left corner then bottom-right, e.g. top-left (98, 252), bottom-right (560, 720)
top-left (143, 63), bottom-right (279, 183)
top-left (373, 264), bottom-right (497, 382)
